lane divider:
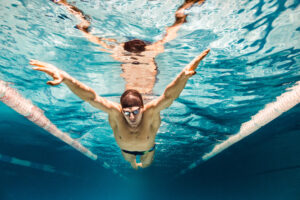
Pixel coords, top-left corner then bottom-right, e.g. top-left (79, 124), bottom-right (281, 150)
top-left (179, 81), bottom-right (300, 176)
top-left (0, 80), bottom-right (127, 179)
top-left (0, 153), bottom-right (72, 176)
top-left (0, 80), bottom-right (97, 160)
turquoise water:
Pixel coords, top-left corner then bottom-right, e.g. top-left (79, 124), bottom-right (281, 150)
top-left (0, 0), bottom-right (300, 199)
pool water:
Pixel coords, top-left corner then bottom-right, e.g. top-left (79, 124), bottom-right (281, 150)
top-left (0, 0), bottom-right (299, 199)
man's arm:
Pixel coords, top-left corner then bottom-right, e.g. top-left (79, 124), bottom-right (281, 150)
top-left (51, 0), bottom-right (117, 51)
top-left (147, 49), bottom-right (210, 112)
top-left (29, 60), bottom-right (120, 114)
top-left (151, 0), bottom-right (205, 50)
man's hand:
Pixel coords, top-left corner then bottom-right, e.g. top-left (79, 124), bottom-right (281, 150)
top-left (30, 60), bottom-right (65, 86)
top-left (185, 0), bottom-right (205, 5)
top-left (50, 0), bottom-right (66, 5)
top-left (185, 48), bottom-right (210, 76)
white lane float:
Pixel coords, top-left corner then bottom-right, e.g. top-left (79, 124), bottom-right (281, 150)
top-left (0, 80), bottom-right (97, 161)
top-left (179, 81), bottom-right (300, 175)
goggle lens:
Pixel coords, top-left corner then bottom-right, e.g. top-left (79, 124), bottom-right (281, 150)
top-left (123, 108), bottom-right (140, 116)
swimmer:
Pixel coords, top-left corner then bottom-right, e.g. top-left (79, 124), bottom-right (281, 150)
top-left (30, 48), bottom-right (210, 169)
top-left (50, 0), bottom-right (206, 95)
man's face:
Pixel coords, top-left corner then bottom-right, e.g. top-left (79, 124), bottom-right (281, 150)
top-left (122, 106), bottom-right (143, 127)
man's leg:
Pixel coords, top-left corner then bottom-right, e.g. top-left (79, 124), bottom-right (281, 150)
top-left (140, 151), bottom-right (155, 168)
top-left (121, 151), bottom-right (139, 169)
top-left (51, 0), bottom-right (116, 50)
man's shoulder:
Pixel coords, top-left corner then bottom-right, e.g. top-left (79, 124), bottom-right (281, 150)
top-left (108, 107), bottom-right (123, 126)
top-left (143, 100), bottom-right (161, 114)
top-left (142, 104), bottom-right (161, 126)
top-left (107, 103), bottom-right (122, 117)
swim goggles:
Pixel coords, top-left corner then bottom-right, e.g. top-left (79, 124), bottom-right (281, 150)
top-left (123, 108), bottom-right (140, 116)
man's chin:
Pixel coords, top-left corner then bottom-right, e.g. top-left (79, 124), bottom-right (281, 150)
top-left (129, 121), bottom-right (138, 126)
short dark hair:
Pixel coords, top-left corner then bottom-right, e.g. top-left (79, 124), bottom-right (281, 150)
top-left (124, 39), bottom-right (147, 53)
top-left (120, 89), bottom-right (144, 108)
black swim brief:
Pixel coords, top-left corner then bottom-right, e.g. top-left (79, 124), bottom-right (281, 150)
top-left (122, 144), bottom-right (156, 156)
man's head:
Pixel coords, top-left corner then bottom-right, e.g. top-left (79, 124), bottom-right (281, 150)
top-left (124, 39), bottom-right (147, 53)
top-left (120, 89), bottom-right (144, 127)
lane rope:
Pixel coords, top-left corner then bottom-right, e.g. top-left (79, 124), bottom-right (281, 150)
top-left (0, 153), bottom-right (72, 176)
top-left (179, 81), bottom-right (300, 176)
top-left (0, 80), bottom-right (127, 179)
top-left (0, 80), bottom-right (97, 160)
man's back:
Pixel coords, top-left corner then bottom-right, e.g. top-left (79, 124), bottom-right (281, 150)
top-left (111, 44), bottom-right (159, 94)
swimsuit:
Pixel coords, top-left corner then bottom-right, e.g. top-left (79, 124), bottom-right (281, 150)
top-left (122, 144), bottom-right (156, 156)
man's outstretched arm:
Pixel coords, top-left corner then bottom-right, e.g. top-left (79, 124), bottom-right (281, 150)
top-left (151, 0), bottom-right (205, 50)
top-left (30, 60), bottom-right (120, 114)
top-left (147, 49), bottom-right (210, 112)
top-left (51, 0), bottom-right (117, 51)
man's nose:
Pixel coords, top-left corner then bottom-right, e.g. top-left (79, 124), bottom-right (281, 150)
top-left (129, 113), bottom-right (135, 120)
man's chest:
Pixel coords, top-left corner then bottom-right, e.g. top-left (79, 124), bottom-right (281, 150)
top-left (114, 115), bottom-right (160, 141)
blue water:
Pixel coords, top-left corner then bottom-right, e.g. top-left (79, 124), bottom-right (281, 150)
top-left (0, 0), bottom-right (299, 199)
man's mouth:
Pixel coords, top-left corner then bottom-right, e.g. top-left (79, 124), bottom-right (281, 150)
top-left (129, 118), bottom-right (137, 123)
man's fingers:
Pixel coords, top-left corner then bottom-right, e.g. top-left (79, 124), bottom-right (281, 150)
top-left (29, 60), bottom-right (40, 66)
top-left (51, 0), bottom-right (62, 4)
top-left (32, 66), bottom-right (59, 81)
top-left (47, 79), bottom-right (62, 86)
top-left (199, 48), bottom-right (210, 59)
top-left (185, 70), bottom-right (197, 76)
top-left (30, 60), bottom-right (46, 68)
top-left (30, 60), bottom-right (55, 69)
top-left (32, 67), bottom-right (53, 76)
top-left (197, 0), bottom-right (205, 5)
top-left (32, 67), bottom-right (47, 72)
top-left (30, 59), bottom-right (63, 86)
top-left (188, 48), bottom-right (210, 71)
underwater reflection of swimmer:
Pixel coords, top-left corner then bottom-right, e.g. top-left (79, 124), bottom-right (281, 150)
top-left (50, 0), bottom-right (206, 95)
top-left (30, 49), bottom-right (210, 169)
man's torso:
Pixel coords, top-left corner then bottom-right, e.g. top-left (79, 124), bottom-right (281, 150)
top-left (111, 45), bottom-right (159, 94)
top-left (108, 107), bottom-right (161, 151)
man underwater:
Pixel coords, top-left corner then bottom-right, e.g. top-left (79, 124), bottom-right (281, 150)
top-left (30, 49), bottom-right (210, 169)
top-left (50, 0), bottom-right (206, 94)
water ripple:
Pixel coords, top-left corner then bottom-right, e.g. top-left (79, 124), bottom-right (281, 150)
top-left (0, 0), bottom-right (299, 177)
